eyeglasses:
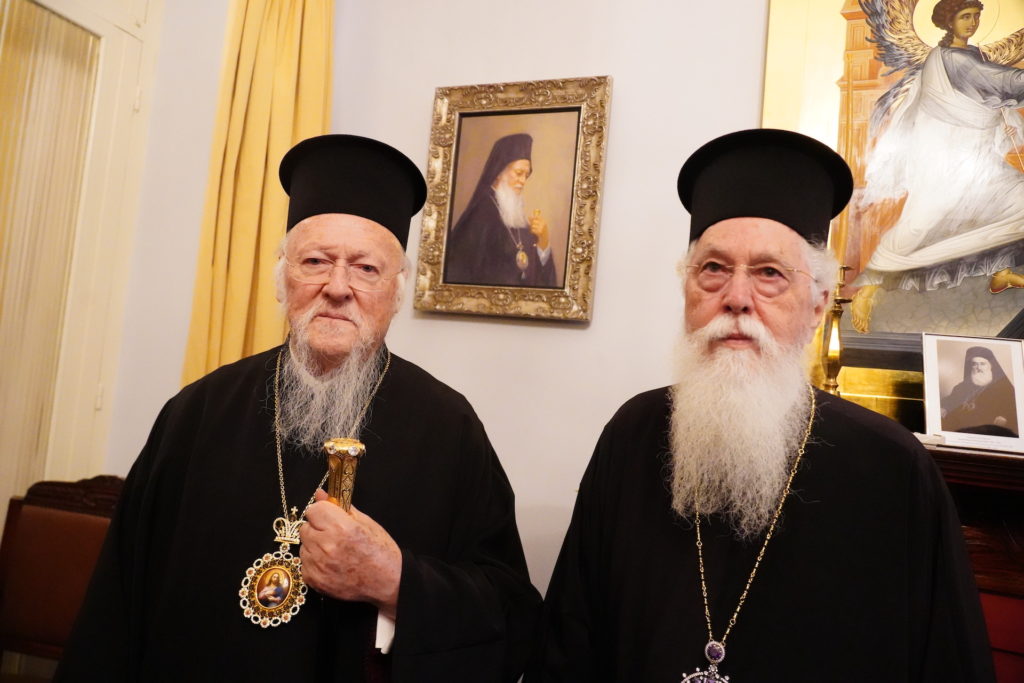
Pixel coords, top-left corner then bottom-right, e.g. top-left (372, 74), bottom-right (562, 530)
top-left (286, 257), bottom-right (402, 292)
top-left (685, 260), bottom-right (815, 298)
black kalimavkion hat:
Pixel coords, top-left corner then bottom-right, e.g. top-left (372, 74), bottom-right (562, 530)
top-left (677, 129), bottom-right (853, 244)
top-left (278, 134), bottom-right (427, 248)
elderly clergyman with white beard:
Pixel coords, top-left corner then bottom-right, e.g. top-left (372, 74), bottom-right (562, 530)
top-left (942, 345), bottom-right (1019, 436)
top-left (58, 135), bottom-right (540, 683)
top-left (444, 133), bottom-right (557, 287)
top-left (532, 129), bottom-right (993, 682)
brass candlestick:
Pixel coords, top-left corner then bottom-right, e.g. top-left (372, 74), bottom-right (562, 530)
top-left (324, 438), bottom-right (365, 511)
top-left (821, 265), bottom-right (852, 396)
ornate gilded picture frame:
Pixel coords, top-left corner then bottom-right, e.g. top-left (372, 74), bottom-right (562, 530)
top-left (414, 76), bottom-right (611, 321)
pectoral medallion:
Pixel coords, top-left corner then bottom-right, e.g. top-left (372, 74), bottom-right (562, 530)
top-left (238, 513), bottom-right (308, 628)
top-left (681, 640), bottom-right (729, 682)
top-left (681, 668), bottom-right (729, 683)
top-left (515, 248), bottom-right (529, 272)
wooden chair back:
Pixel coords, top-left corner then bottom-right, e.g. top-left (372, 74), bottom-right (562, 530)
top-left (0, 476), bottom-right (123, 669)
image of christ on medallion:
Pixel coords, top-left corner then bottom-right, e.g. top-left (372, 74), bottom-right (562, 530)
top-left (443, 109), bottom-right (579, 289)
top-left (256, 568), bottom-right (291, 608)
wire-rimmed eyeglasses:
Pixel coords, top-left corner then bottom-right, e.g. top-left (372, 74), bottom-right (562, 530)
top-left (286, 257), bottom-right (403, 292)
top-left (685, 260), bottom-right (815, 298)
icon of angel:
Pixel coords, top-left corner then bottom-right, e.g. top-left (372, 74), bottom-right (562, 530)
top-left (850, 0), bottom-right (1024, 333)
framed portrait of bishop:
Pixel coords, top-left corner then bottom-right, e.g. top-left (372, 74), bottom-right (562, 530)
top-left (414, 76), bottom-right (611, 321)
top-left (923, 333), bottom-right (1024, 453)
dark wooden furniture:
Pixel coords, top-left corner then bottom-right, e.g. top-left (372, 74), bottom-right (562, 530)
top-left (0, 476), bottom-right (123, 680)
top-left (927, 446), bottom-right (1024, 682)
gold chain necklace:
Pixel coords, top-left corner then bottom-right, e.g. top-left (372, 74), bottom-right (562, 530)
top-left (681, 386), bottom-right (816, 682)
top-left (238, 345), bottom-right (391, 628)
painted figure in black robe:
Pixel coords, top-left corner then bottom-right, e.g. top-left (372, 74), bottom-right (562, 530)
top-left (56, 135), bottom-right (540, 682)
top-left (445, 133), bottom-right (557, 288)
top-left (531, 130), bottom-right (993, 682)
top-left (941, 345), bottom-right (1019, 436)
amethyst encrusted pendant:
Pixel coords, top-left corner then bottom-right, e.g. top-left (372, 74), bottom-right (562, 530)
top-left (680, 640), bottom-right (729, 682)
top-left (704, 640), bottom-right (725, 664)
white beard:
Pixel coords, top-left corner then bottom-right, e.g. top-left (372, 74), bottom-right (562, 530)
top-left (669, 314), bottom-right (812, 539)
top-left (970, 367), bottom-right (993, 387)
top-left (277, 316), bottom-right (384, 453)
top-left (493, 181), bottom-right (529, 229)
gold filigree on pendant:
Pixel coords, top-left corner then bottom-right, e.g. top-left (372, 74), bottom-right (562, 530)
top-left (238, 547), bottom-right (307, 628)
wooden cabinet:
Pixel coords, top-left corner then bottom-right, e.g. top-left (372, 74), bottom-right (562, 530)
top-left (929, 446), bottom-right (1024, 681)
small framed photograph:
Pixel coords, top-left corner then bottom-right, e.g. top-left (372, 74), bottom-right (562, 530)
top-left (922, 334), bottom-right (1024, 453)
top-left (413, 75), bottom-right (611, 321)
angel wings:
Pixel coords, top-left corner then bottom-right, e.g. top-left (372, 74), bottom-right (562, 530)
top-left (862, 0), bottom-right (1024, 130)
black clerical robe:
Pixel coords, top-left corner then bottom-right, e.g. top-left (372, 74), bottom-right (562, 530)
top-left (942, 376), bottom-right (1019, 436)
top-left (445, 190), bottom-right (557, 288)
top-left (533, 388), bottom-right (994, 682)
top-left (56, 348), bottom-right (540, 682)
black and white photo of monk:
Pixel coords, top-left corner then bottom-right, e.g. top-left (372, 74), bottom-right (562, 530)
top-left (940, 344), bottom-right (1020, 436)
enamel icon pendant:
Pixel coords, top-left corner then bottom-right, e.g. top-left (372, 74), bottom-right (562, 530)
top-left (239, 514), bottom-right (308, 628)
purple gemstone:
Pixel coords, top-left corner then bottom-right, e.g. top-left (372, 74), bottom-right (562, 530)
top-left (705, 640), bottom-right (725, 663)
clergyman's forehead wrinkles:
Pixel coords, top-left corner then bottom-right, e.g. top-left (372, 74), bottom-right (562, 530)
top-left (692, 242), bottom-right (795, 266)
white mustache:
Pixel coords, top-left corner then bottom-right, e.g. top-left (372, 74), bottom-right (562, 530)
top-left (297, 303), bottom-right (364, 330)
top-left (690, 314), bottom-right (774, 350)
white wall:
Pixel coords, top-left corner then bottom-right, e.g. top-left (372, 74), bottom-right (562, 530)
top-left (332, 0), bottom-right (770, 592)
top-left (106, 1), bottom-right (231, 472)
top-left (106, 0), bottom-right (770, 594)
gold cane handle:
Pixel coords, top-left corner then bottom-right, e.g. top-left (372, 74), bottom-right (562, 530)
top-left (324, 438), bottom-right (365, 512)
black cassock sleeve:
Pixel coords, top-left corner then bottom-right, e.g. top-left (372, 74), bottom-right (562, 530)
top-left (908, 452), bottom-right (995, 682)
top-left (55, 396), bottom-right (191, 682)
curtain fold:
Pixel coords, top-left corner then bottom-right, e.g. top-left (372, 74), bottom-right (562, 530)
top-left (0, 0), bottom-right (99, 529)
top-left (0, 0), bottom-right (97, 518)
top-left (182, 0), bottom-right (332, 385)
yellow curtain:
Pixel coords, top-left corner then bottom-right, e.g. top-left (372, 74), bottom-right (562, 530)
top-left (182, 0), bottom-right (332, 385)
top-left (0, 0), bottom-right (99, 528)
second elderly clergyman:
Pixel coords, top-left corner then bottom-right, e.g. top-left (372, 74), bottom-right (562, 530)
top-left (57, 134), bottom-right (541, 683)
top-left (532, 129), bottom-right (993, 681)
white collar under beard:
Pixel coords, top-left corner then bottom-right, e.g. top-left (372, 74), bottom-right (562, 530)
top-left (493, 181), bottom-right (529, 229)
top-left (669, 314), bottom-right (812, 540)
top-left (276, 331), bottom-right (385, 454)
